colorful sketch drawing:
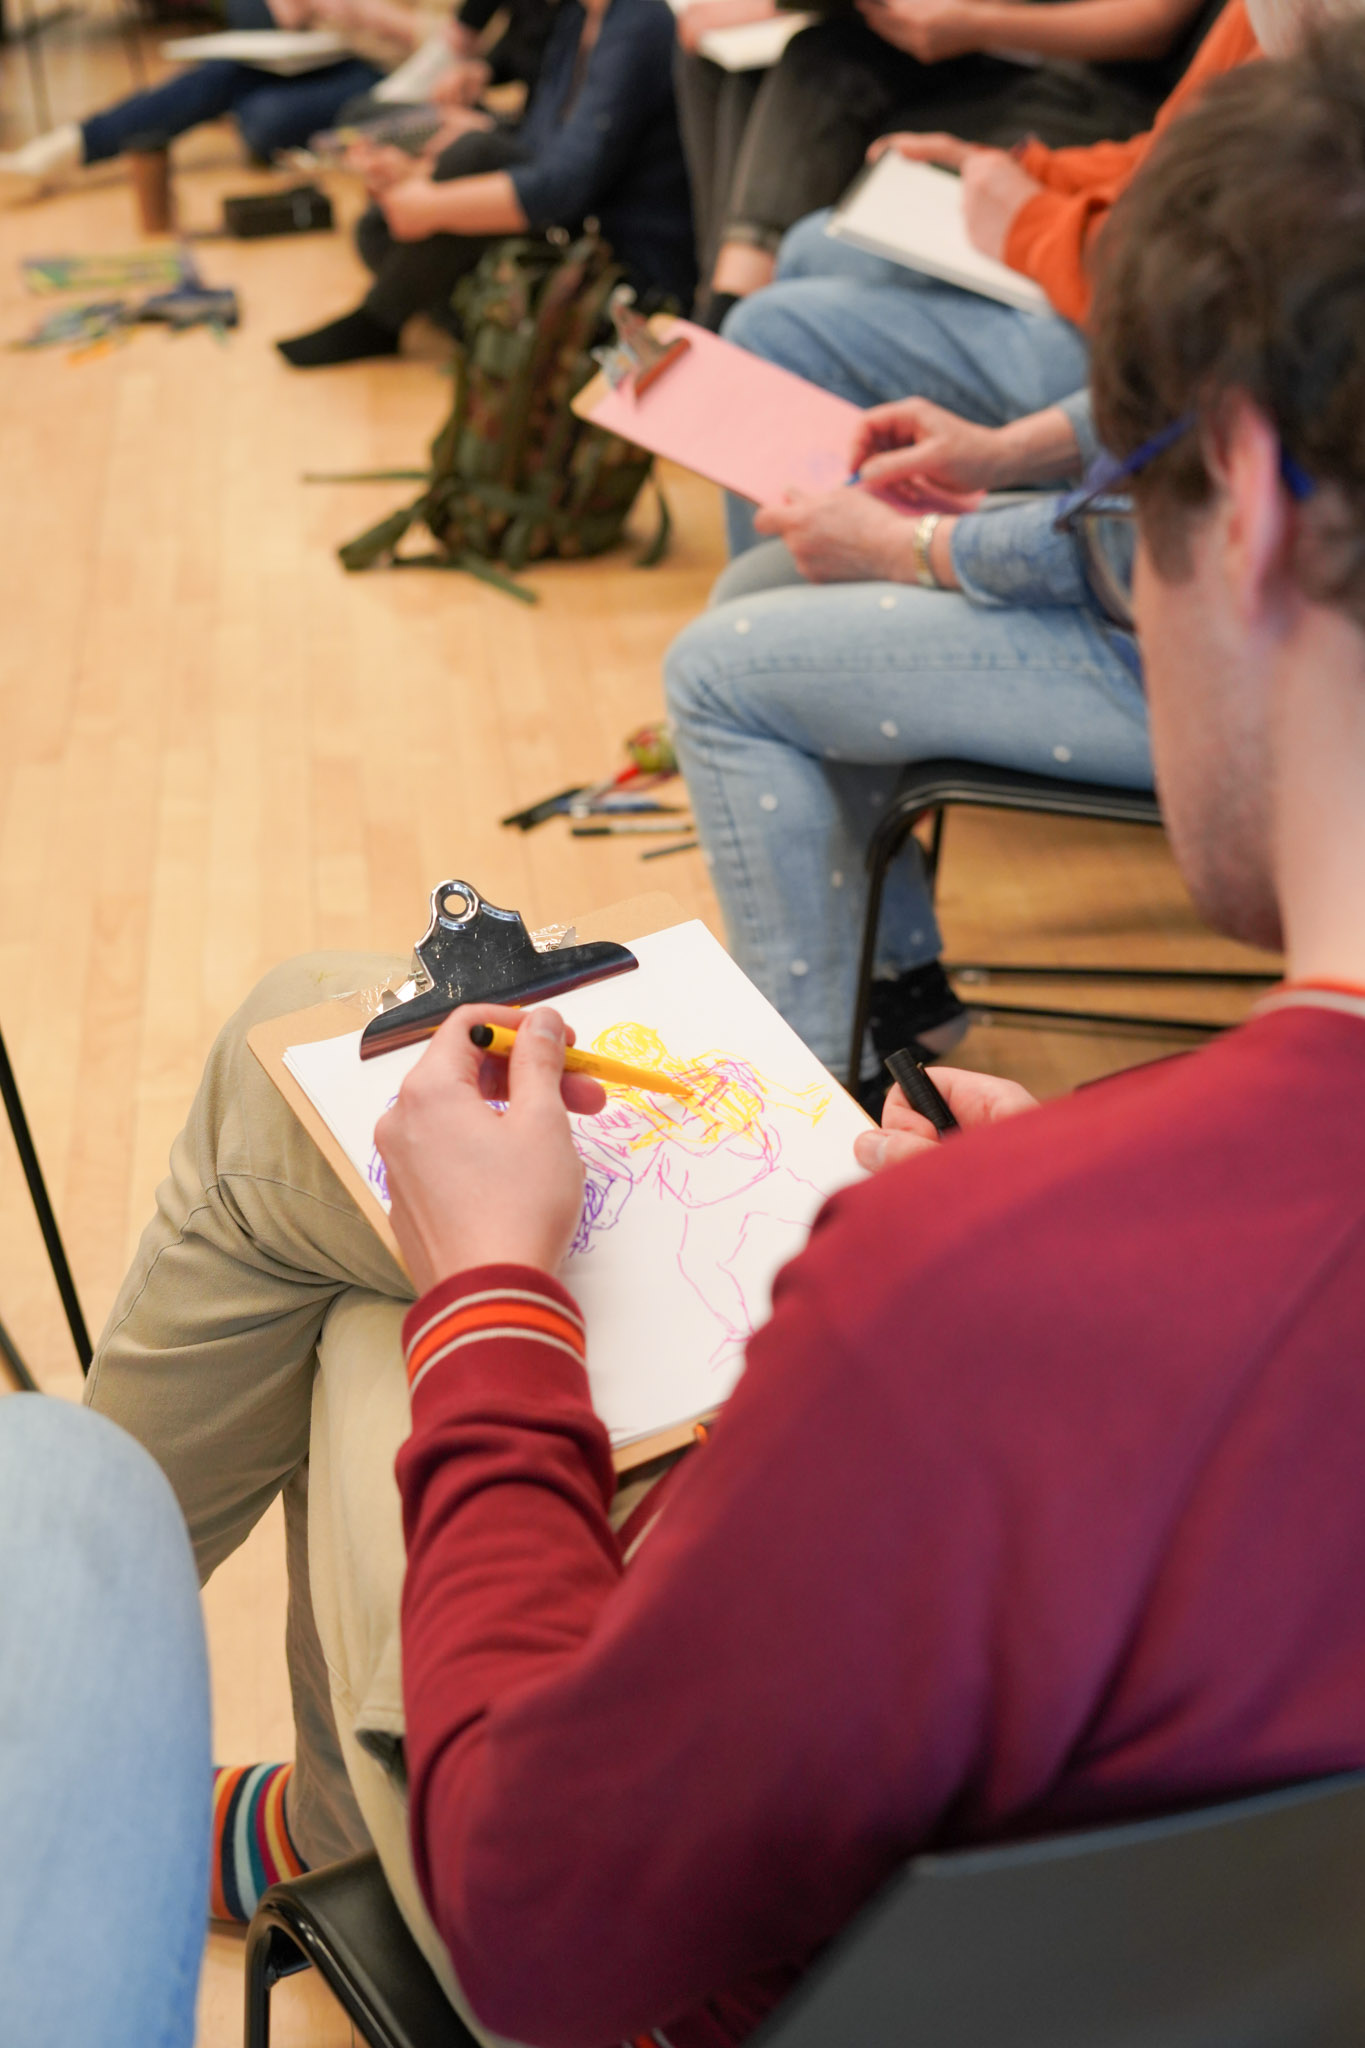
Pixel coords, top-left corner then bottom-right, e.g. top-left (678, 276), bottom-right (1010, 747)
top-left (568, 1022), bottom-right (832, 1369)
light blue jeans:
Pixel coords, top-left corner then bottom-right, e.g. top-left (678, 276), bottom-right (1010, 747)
top-left (0, 1396), bottom-right (210, 2048)
top-left (664, 537), bottom-right (1150, 1075)
top-left (720, 210), bottom-right (1090, 553)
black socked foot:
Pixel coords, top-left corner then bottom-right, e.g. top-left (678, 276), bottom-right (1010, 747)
top-left (276, 308), bottom-right (399, 368)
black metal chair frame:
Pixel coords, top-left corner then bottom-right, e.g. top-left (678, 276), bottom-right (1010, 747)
top-left (246, 1773), bottom-right (1365, 2048)
top-left (0, 1022), bottom-right (92, 1389)
top-left (245, 1852), bottom-right (479, 2048)
top-left (849, 758), bottom-right (1279, 1091)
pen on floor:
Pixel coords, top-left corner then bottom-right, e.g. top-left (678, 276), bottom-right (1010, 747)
top-left (469, 1021), bottom-right (692, 1099)
top-left (569, 800), bottom-right (690, 817)
top-left (641, 838), bottom-right (700, 861)
top-left (883, 1045), bottom-right (959, 1134)
top-left (571, 820), bottom-right (696, 837)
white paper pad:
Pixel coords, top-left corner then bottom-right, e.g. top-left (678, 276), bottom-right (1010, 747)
top-left (283, 922), bottom-right (869, 1446)
top-left (826, 153), bottom-right (1050, 314)
top-left (372, 34), bottom-right (457, 103)
top-left (698, 13), bottom-right (812, 68)
top-left (160, 30), bottom-right (351, 75)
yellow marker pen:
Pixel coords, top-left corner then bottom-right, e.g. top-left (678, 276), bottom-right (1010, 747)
top-left (468, 1021), bottom-right (693, 1100)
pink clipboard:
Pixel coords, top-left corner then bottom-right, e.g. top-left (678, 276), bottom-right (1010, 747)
top-left (573, 317), bottom-right (862, 505)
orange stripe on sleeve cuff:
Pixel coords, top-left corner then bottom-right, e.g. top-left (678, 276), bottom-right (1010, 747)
top-left (403, 1274), bottom-right (587, 1399)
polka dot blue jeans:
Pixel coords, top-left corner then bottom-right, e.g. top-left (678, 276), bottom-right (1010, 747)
top-left (664, 534), bottom-right (1151, 1075)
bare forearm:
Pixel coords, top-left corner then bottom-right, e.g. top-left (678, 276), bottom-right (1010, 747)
top-left (970, 0), bottom-right (1189, 62)
top-left (392, 169), bottom-right (528, 236)
top-left (983, 406), bottom-right (1083, 486)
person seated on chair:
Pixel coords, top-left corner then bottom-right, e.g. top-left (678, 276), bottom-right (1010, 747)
top-left (715, 0), bottom-right (1277, 557)
top-left (677, 0), bottom-right (1221, 325)
top-left (86, 26), bottom-right (1365, 2040)
top-left (664, 386), bottom-right (1146, 1084)
top-left (276, 0), bottom-right (697, 367)
top-left (0, 0), bottom-right (474, 206)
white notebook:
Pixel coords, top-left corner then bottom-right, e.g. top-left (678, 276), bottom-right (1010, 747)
top-left (664, 0), bottom-right (813, 71)
top-left (698, 13), bottom-right (812, 69)
top-left (160, 30), bottom-right (352, 75)
top-left (371, 33), bottom-right (458, 103)
top-left (827, 152), bottom-right (1050, 314)
top-left (282, 921), bottom-right (870, 1449)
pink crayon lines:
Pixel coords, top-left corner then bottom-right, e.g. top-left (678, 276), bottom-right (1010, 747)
top-left (569, 1023), bottom-right (832, 1366)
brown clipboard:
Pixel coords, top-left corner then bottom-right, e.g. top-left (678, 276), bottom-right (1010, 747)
top-left (247, 891), bottom-right (713, 1472)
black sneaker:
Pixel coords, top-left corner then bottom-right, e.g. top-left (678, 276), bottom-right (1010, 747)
top-left (868, 960), bottom-right (969, 1061)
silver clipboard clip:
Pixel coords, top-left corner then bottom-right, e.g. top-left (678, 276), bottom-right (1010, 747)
top-left (592, 286), bottom-right (691, 397)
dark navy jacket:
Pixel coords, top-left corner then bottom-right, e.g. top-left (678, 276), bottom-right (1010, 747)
top-left (509, 0), bottom-right (696, 307)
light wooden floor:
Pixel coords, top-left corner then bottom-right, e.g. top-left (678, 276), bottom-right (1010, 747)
top-left (0, 16), bottom-right (1276, 2045)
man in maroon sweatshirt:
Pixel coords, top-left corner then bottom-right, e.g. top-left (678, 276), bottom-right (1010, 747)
top-left (85, 26), bottom-right (1365, 2048)
top-left (373, 34), bottom-right (1365, 2047)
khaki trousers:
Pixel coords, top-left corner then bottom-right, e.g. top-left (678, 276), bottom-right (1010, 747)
top-left (85, 955), bottom-right (671, 2037)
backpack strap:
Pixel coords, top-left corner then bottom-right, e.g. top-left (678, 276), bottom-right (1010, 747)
top-left (385, 548), bottom-right (539, 604)
top-left (634, 472), bottom-right (671, 569)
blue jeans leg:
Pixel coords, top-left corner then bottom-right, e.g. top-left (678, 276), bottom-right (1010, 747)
top-left (0, 1398), bottom-right (210, 2048)
top-left (234, 59), bottom-right (382, 157)
top-left (664, 577), bottom-right (1151, 1073)
top-left (719, 207), bottom-right (1089, 552)
top-left (80, 58), bottom-right (380, 163)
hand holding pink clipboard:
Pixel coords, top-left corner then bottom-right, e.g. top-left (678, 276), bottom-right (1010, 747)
top-left (575, 319), bottom-right (985, 514)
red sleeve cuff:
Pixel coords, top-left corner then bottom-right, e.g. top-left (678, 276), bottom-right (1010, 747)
top-left (402, 1265), bottom-right (588, 1401)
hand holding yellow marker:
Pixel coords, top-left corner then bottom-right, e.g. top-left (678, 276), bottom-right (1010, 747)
top-left (468, 1020), bottom-right (694, 1101)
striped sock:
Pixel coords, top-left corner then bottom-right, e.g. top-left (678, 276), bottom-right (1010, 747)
top-left (210, 1763), bottom-right (308, 1923)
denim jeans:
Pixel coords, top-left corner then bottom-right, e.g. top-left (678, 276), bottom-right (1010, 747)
top-left (720, 211), bottom-right (1090, 553)
top-left (0, 1396), bottom-right (210, 2047)
top-left (81, 56), bottom-right (382, 163)
top-left (663, 534), bottom-right (1150, 1075)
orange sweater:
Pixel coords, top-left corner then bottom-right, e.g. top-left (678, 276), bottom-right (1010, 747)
top-left (1003, 0), bottom-right (1260, 326)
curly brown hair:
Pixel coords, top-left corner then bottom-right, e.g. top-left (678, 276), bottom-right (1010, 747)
top-left (1090, 20), bottom-right (1365, 615)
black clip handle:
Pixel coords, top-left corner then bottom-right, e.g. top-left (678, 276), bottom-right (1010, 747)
top-left (359, 881), bottom-right (638, 1060)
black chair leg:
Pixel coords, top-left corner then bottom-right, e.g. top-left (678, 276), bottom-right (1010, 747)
top-left (851, 770), bottom-right (1281, 1067)
top-left (0, 1313), bottom-right (39, 1393)
top-left (245, 1918), bottom-right (311, 2048)
top-left (0, 1024), bottom-right (92, 1373)
top-left (847, 820), bottom-right (902, 1092)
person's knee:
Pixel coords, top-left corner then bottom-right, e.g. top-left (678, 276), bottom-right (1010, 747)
top-left (664, 620), bottom-right (722, 735)
top-left (0, 1399), bottom-right (193, 1597)
top-left (709, 539), bottom-right (805, 606)
top-left (720, 282), bottom-right (814, 370)
top-left (774, 209), bottom-right (838, 281)
top-left (664, 610), bottom-right (759, 737)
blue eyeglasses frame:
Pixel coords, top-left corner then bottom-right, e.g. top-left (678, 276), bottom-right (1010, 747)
top-left (1052, 412), bottom-right (1316, 631)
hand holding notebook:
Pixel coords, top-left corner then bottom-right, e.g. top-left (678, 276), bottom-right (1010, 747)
top-left (826, 148), bottom-right (1050, 312)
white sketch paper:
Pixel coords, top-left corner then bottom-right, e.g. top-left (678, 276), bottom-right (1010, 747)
top-left (284, 922), bottom-right (869, 1445)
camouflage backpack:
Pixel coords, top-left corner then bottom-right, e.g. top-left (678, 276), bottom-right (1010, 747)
top-left (331, 231), bottom-right (667, 602)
